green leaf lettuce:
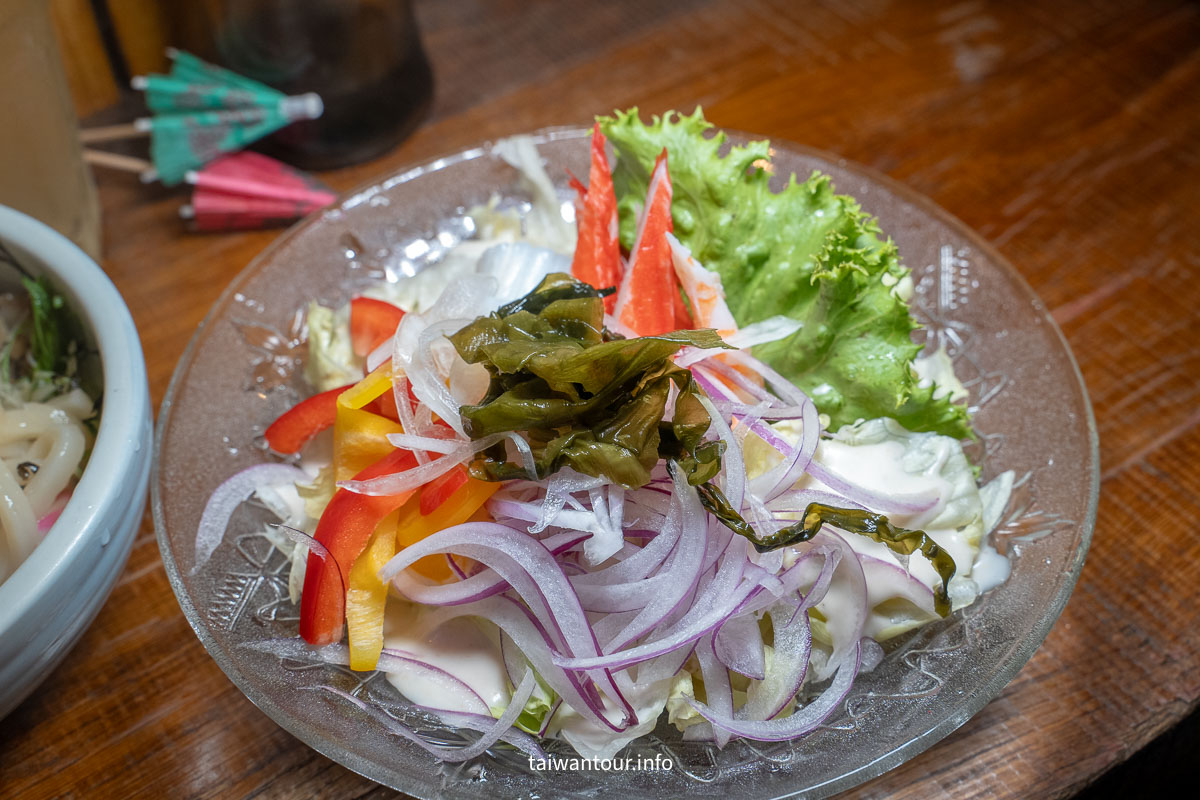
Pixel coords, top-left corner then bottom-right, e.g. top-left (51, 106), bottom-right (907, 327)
top-left (599, 108), bottom-right (971, 439)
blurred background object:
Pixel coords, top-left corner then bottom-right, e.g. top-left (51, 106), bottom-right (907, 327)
top-left (55, 0), bottom-right (433, 171)
top-left (192, 0), bottom-right (434, 169)
top-left (0, 0), bottom-right (102, 259)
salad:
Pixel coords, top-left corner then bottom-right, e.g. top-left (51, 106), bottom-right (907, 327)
top-left (0, 260), bottom-right (97, 585)
top-left (198, 109), bottom-right (1014, 762)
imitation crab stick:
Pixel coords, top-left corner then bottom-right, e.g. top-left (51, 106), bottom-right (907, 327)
top-left (569, 123), bottom-right (623, 311)
top-left (612, 149), bottom-right (693, 336)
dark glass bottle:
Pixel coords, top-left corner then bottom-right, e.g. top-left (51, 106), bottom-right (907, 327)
top-left (206, 0), bottom-right (434, 170)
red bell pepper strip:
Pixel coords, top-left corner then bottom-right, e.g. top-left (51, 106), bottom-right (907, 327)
top-left (613, 149), bottom-right (690, 337)
top-left (350, 296), bottom-right (406, 357)
top-left (263, 383), bottom-right (353, 454)
top-left (569, 123), bottom-right (623, 312)
top-left (366, 384), bottom-right (401, 423)
top-left (299, 448), bottom-right (419, 646)
top-left (419, 464), bottom-right (469, 515)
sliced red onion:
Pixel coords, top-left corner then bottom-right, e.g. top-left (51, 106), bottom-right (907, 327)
top-left (538, 699), bottom-right (563, 737)
top-left (749, 395), bottom-right (819, 504)
top-left (738, 599), bottom-right (813, 722)
top-left (707, 398), bottom-right (809, 421)
top-left (387, 531), bottom-right (590, 607)
top-left (568, 501), bottom-right (679, 586)
top-left (391, 373), bottom-right (430, 465)
top-left (728, 541), bottom-right (839, 622)
top-left (584, 486), bottom-right (622, 565)
top-left (698, 395), bottom-right (745, 513)
top-left (242, 638), bottom-right (495, 718)
top-left (386, 432), bottom-right (466, 454)
top-left (194, 463), bottom-right (309, 572)
top-left (694, 634), bottom-right (735, 747)
top-left (502, 432), bottom-right (539, 481)
top-left (687, 640), bottom-right (861, 742)
top-left (319, 667), bottom-right (541, 762)
top-left (434, 668), bottom-right (538, 758)
top-left (530, 469), bottom-right (605, 534)
top-left (376, 521), bottom-right (637, 728)
top-left (601, 467), bottom-right (708, 653)
top-left (366, 336), bottom-right (394, 373)
top-left (405, 318), bottom-right (474, 438)
top-left (718, 349), bottom-right (811, 407)
top-left (804, 459), bottom-right (939, 515)
top-left (809, 529), bottom-right (869, 682)
top-left (446, 553), bottom-right (468, 580)
top-left (695, 360), bottom-right (774, 404)
top-left (420, 598), bottom-right (629, 733)
top-left (552, 554), bottom-right (760, 671)
top-left (858, 555), bottom-right (938, 640)
top-left (739, 410), bottom-right (939, 515)
top-left (375, 648), bottom-right (493, 716)
top-left (341, 434), bottom-right (502, 496)
top-left (573, 572), bottom-right (676, 613)
top-left (559, 561), bottom-right (586, 577)
top-left (767, 489), bottom-right (868, 514)
top-left (749, 540), bottom-right (786, 576)
top-left (421, 700), bottom-right (545, 761)
top-left (269, 523), bottom-right (320, 554)
top-left (713, 612), bottom-right (765, 681)
top-left (717, 316), bottom-right (803, 350)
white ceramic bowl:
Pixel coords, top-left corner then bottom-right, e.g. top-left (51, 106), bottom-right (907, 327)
top-left (0, 205), bottom-right (151, 719)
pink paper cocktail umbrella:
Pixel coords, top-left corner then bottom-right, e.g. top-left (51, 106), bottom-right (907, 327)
top-left (180, 151), bottom-right (336, 231)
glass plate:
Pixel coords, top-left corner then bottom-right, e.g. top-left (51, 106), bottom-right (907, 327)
top-left (153, 127), bottom-right (1098, 799)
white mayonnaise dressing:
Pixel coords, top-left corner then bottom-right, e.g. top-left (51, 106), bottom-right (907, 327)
top-left (749, 416), bottom-right (1012, 646)
top-left (381, 605), bottom-right (510, 714)
top-left (970, 543), bottom-right (1011, 593)
top-left (783, 423), bottom-right (978, 591)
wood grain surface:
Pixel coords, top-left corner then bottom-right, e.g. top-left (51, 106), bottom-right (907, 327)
top-left (3, 0), bottom-right (1198, 797)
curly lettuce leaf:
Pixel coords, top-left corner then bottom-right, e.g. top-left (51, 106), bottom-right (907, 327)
top-left (599, 108), bottom-right (971, 439)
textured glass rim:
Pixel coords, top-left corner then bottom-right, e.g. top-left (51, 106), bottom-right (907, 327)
top-left (153, 126), bottom-right (1099, 798)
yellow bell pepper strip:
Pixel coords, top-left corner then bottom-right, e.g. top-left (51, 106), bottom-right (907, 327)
top-left (397, 475), bottom-right (501, 583)
top-left (334, 363), bottom-right (403, 482)
top-left (346, 505), bottom-right (407, 669)
top-left (299, 447), bottom-right (418, 646)
top-left (341, 473), bottom-right (500, 669)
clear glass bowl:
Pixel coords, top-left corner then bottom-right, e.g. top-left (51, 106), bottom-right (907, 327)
top-left (153, 127), bottom-right (1099, 798)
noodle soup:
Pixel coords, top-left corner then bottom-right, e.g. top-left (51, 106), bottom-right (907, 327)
top-left (0, 277), bottom-right (96, 583)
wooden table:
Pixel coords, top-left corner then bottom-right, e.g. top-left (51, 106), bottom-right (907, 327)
top-left (3, 0), bottom-right (1197, 797)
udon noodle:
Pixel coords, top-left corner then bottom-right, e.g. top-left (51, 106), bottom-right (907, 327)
top-left (0, 287), bottom-right (95, 583)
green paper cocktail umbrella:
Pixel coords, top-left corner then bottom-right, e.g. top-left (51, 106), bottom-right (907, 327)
top-left (82, 49), bottom-right (323, 185)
